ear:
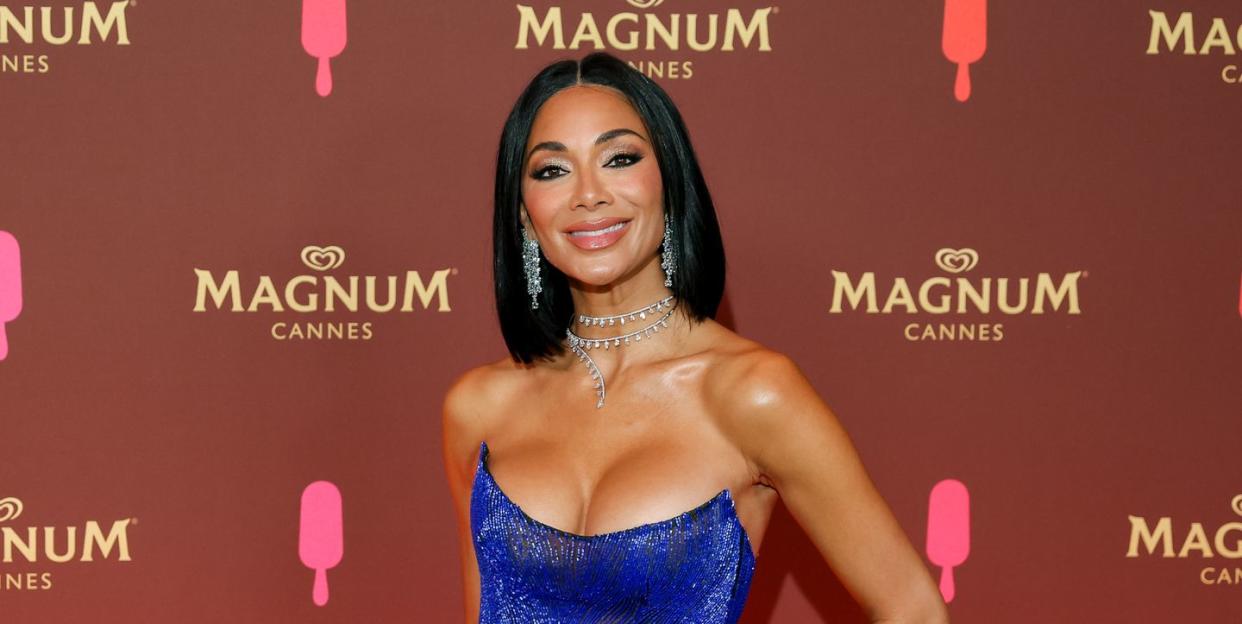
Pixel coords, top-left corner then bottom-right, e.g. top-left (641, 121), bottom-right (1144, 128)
top-left (519, 204), bottom-right (532, 235)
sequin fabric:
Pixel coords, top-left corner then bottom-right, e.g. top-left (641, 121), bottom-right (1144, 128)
top-left (471, 441), bottom-right (757, 623)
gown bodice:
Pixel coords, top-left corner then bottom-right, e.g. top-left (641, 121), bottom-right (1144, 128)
top-left (470, 441), bottom-right (757, 623)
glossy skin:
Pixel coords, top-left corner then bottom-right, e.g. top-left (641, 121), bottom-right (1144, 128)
top-left (442, 84), bottom-right (949, 623)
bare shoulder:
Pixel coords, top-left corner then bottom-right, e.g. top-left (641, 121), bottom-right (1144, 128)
top-left (709, 344), bottom-right (803, 392)
top-left (701, 328), bottom-right (844, 482)
top-left (702, 330), bottom-right (815, 422)
top-left (442, 356), bottom-right (530, 478)
top-left (700, 335), bottom-right (945, 621)
top-left (443, 357), bottom-right (523, 427)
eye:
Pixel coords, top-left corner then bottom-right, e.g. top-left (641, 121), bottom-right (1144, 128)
top-left (529, 152), bottom-right (643, 182)
top-left (530, 164), bottom-right (568, 181)
top-left (607, 152), bottom-right (642, 168)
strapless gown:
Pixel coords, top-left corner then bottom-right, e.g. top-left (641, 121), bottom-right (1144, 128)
top-left (470, 441), bottom-right (756, 623)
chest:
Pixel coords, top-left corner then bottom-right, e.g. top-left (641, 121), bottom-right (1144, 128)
top-left (470, 441), bottom-right (757, 622)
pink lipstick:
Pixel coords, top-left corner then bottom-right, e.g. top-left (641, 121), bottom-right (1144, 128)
top-left (564, 218), bottom-right (631, 250)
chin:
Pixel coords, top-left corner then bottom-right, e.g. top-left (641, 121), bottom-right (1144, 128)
top-left (562, 263), bottom-right (627, 286)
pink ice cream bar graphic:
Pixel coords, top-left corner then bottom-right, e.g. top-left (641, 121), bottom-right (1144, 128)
top-left (1237, 271), bottom-right (1241, 319)
top-left (942, 0), bottom-right (986, 102)
top-left (926, 479), bottom-right (969, 603)
top-left (299, 481), bottom-right (343, 606)
top-left (301, 0), bottom-right (347, 97)
top-left (0, 231), bottom-right (22, 362)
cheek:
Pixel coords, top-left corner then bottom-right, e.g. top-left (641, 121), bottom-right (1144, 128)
top-left (521, 182), bottom-right (561, 225)
top-left (616, 163), bottom-right (664, 207)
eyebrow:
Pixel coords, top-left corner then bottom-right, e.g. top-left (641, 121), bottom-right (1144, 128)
top-left (526, 128), bottom-right (648, 162)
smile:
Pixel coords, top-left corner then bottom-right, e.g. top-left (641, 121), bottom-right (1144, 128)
top-left (569, 221), bottom-right (627, 237)
top-left (565, 220), bottom-right (631, 250)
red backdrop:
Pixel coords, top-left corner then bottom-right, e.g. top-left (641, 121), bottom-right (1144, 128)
top-left (2, 1), bottom-right (1240, 621)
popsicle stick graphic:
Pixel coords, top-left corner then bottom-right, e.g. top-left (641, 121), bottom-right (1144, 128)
top-left (301, 0), bottom-right (347, 97)
top-left (299, 481), bottom-right (343, 606)
top-left (0, 231), bottom-right (22, 362)
top-left (942, 0), bottom-right (986, 102)
top-left (926, 479), bottom-right (969, 603)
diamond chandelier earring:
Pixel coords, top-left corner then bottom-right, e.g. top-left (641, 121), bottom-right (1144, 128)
top-left (522, 229), bottom-right (543, 310)
top-left (660, 211), bottom-right (677, 288)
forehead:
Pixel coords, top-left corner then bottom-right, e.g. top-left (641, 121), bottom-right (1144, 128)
top-left (528, 85), bottom-right (646, 145)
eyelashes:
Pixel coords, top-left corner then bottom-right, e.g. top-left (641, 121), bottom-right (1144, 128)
top-left (530, 152), bottom-right (644, 181)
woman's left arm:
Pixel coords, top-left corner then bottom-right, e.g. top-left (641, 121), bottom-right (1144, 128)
top-left (719, 350), bottom-right (950, 624)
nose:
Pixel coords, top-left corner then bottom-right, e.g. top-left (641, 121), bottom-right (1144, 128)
top-left (572, 165), bottom-right (612, 210)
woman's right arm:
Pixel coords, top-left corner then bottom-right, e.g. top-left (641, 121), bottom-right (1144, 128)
top-left (441, 368), bottom-right (488, 624)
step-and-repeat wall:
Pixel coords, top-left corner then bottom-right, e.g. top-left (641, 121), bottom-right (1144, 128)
top-left (2, 1), bottom-right (1240, 622)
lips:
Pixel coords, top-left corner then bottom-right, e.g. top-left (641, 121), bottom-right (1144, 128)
top-left (564, 218), bottom-right (632, 250)
top-left (564, 217), bottom-right (629, 234)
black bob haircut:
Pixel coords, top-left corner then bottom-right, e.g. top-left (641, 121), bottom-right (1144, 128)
top-left (493, 51), bottom-right (726, 364)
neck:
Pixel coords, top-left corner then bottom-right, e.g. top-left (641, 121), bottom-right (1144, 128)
top-left (563, 255), bottom-right (688, 373)
top-left (567, 253), bottom-right (672, 331)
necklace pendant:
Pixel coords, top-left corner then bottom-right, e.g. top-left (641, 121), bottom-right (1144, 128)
top-left (566, 295), bottom-right (677, 410)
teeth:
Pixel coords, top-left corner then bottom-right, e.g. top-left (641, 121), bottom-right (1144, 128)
top-left (569, 221), bottom-right (626, 237)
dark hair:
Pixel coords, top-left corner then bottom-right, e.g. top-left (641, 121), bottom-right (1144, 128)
top-left (493, 51), bottom-right (726, 364)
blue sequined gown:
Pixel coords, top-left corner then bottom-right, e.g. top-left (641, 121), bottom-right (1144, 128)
top-left (470, 441), bottom-right (757, 623)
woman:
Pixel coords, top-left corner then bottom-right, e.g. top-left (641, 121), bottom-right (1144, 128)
top-left (442, 51), bottom-right (949, 623)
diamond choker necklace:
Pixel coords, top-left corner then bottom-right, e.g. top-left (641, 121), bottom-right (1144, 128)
top-left (565, 294), bottom-right (677, 409)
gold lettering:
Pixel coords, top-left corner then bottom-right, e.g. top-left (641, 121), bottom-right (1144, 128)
top-left (1127, 515), bottom-right (1174, 557)
top-left (721, 8), bottom-right (772, 52)
top-left (829, 271), bottom-right (877, 313)
top-left (39, 6), bottom-right (71, 45)
top-left (400, 269), bottom-right (452, 312)
top-left (686, 14), bottom-right (717, 51)
top-left (285, 275), bottom-right (318, 312)
top-left (646, 13), bottom-right (678, 50)
top-left (42, 526), bottom-right (76, 563)
top-left (1032, 271), bottom-right (1082, 314)
top-left (569, 12), bottom-right (603, 49)
top-left (324, 276), bottom-right (359, 312)
top-left (247, 276), bottom-right (285, 312)
top-left (881, 278), bottom-right (917, 313)
top-left (364, 275), bottom-right (398, 312)
top-left (2, 526), bottom-right (37, 563)
top-left (78, 1), bottom-right (129, 45)
top-left (193, 269), bottom-right (242, 312)
top-left (956, 277), bottom-right (990, 313)
top-left (1147, 10), bottom-right (1195, 55)
top-left (996, 277), bottom-right (1029, 314)
top-left (0, 6), bottom-right (33, 44)
top-left (1214, 522), bottom-right (1242, 558)
top-left (918, 277), bottom-right (951, 314)
top-left (515, 5), bottom-right (564, 49)
top-left (81, 519), bottom-right (131, 562)
top-left (1199, 18), bottom-right (1237, 55)
top-left (606, 13), bottom-right (638, 50)
top-left (1179, 522), bottom-right (1214, 557)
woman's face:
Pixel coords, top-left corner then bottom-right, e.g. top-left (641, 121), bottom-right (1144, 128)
top-left (520, 84), bottom-right (665, 288)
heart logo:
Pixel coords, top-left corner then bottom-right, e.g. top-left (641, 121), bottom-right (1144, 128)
top-left (301, 246), bottom-right (346, 272)
top-left (0, 497), bottom-right (24, 523)
top-left (934, 248), bottom-right (979, 274)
